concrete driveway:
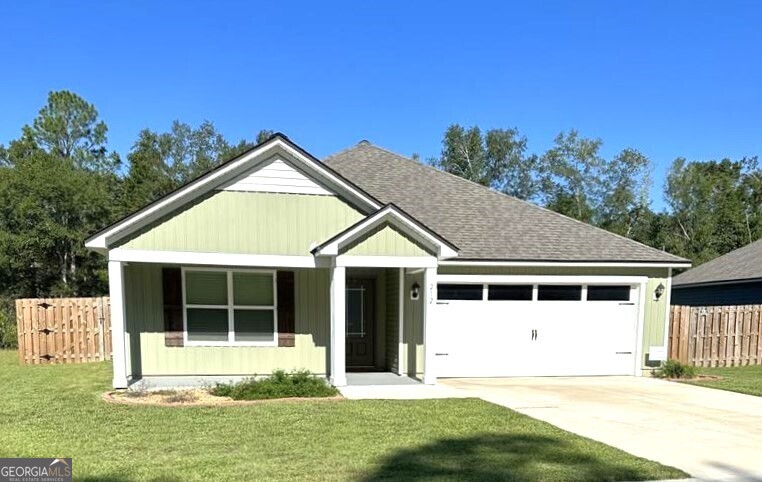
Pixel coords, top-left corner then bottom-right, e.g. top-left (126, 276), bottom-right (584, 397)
top-left (441, 376), bottom-right (762, 482)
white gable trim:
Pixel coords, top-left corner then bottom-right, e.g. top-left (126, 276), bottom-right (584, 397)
top-left (85, 137), bottom-right (381, 250)
top-left (335, 255), bottom-right (438, 268)
top-left (218, 157), bottom-right (333, 196)
top-left (314, 205), bottom-right (458, 259)
top-left (109, 248), bottom-right (329, 268)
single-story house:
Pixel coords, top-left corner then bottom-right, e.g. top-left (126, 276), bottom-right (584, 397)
top-left (85, 134), bottom-right (690, 389)
top-left (672, 238), bottom-right (762, 306)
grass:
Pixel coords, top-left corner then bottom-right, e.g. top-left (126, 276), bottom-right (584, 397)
top-left (0, 350), bottom-right (687, 481)
top-left (210, 369), bottom-right (339, 400)
top-left (684, 364), bottom-right (762, 397)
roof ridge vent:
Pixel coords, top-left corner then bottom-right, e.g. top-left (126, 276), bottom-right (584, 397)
top-left (358, 139), bottom-right (371, 146)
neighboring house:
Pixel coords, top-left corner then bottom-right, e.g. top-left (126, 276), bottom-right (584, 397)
top-left (85, 134), bottom-right (690, 389)
top-left (672, 238), bottom-right (762, 306)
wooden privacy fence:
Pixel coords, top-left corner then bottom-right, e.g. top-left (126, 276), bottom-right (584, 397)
top-left (16, 297), bottom-right (111, 365)
top-left (669, 305), bottom-right (762, 367)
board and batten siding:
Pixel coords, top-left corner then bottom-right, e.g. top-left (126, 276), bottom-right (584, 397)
top-left (341, 224), bottom-right (433, 257)
top-left (642, 276), bottom-right (669, 366)
top-left (124, 263), bottom-right (330, 377)
top-left (385, 268), bottom-right (401, 372)
top-left (437, 265), bottom-right (670, 368)
top-left (117, 191), bottom-right (364, 256)
top-left (402, 270), bottom-right (425, 377)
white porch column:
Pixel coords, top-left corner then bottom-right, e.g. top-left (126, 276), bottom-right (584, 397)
top-left (422, 266), bottom-right (437, 385)
top-left (397, 267), bottom-right (405, 376)
top-left (108, 260), bottom-right (129, 389)
top-left (329, 265), bottom-right (347, 387)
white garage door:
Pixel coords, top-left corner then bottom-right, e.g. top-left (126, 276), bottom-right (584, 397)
top-left (435, 281), bottom-right (640, 377)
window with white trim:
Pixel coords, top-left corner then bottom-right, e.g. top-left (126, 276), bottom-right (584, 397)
top-left (586, 285), bottom-right (631, 301)
top-left (183, 269), bottom-right (277, 345)
top-left (437, 284), bottom-right (483, 300)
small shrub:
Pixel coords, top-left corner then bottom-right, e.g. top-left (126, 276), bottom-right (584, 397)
top-left (152, 389), bottom-right (180, 396)
top-left (165, 391), bottom-right (197, 404)
top-left (0, 299), bottom-right (17, 349)
top-left (211, 369), bottom-right (339, 400)
top-left (655, 359), bottom-right (697, 379)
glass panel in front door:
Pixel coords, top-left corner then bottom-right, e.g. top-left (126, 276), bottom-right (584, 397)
top-left (346, 287), bottom-right (365, 336)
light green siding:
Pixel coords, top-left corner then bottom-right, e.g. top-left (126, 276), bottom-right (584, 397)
top-left (643, 276), bottom-right (669, 367)
top-left (402, 270), bottom-right (425, 377)
top-left (385, 268), bottom-right (401, 372)
top-left (341, 224), bottom-right (432, 257)
top-left (118, 191), bottom-right (364, 256)
top-left (124, 263), bottom-right (330, 377)
top-left (437, 264), bottom-right (670, 368)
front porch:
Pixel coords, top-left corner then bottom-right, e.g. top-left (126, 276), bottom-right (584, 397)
top-left (328, 263), bottom-right (438, 387)
top-left (108, 259), bottom-right (439, 389)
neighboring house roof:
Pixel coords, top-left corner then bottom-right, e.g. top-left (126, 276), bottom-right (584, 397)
top-left (673, 238), bottom-right (762, 287)
top-left (324, 141), bottom-right (689, 264)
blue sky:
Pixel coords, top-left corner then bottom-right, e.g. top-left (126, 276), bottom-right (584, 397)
top-left (2, 1), bottom-right (761, 210)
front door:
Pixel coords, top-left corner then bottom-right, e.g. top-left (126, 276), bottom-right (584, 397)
top-left (346, 278), bottom-right (375, 369)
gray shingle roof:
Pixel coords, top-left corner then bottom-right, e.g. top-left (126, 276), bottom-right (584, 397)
top-left (324, 141), bottom-right (688, 264)
top-left (673, 239), bottom-right (762, 286)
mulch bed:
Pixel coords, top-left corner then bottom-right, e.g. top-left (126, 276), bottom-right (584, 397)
top-left (103, 389), bottom-right (344, 407)
top-left (666, 374), bottom-right (723, 382)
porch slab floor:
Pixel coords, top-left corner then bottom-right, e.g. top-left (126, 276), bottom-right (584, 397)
top-left (340, 376), bottom-right (471, 400)
top-left (345, 372), bottom-right (421, 386)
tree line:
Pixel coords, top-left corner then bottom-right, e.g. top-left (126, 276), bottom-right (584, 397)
top-left (433, 125), bottom-right (762, 266)
top-left (0, 91), bottom-right (759, 345)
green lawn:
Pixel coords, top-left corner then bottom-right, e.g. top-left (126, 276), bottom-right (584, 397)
top-left (685, 364), bottom-right (762, 397)
top-left (0, 351), bottom-right (686, 481)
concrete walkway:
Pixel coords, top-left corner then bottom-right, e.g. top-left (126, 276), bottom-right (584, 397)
top-left (441, 376), bottom-right (762, 482)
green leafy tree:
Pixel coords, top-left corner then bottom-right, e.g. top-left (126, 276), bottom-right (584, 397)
top-left (598, 148), bottom-right (652, 237)
top-left (539, 130), bottom-right (604, 223)
top-left (434, 124), bottom-right (537, 199)
top-left (663, 158), bottom-right (754, 264)
top-left (255, 129), bottom-right (275, 144)
top-left (0, 91), bottom-right (118, 297)
top-left (23, 90), bottom-right (119, 172)
top-left (122, 123), bottom-right (271, 212)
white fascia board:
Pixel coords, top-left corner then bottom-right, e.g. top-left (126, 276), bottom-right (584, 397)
top-left (108, 248), bottom-right (330, 268)
top-left (335, 255), bottom-right (438, 268)
top-left (437, 274), bottom-right (649, 284)
top-left (438, 260), bottom-right (690, 269)
top-left (85, 138), bottom-right (381, 250)
top-left (316, 206), bottom-right (457, 259)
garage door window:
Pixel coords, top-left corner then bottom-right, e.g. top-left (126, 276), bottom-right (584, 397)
top-left (438, 284), bottom-right (483, 300)
top-left (488, 285), bottom-right (533, 301)
top-left (537, 285), bottom-right (582, 301)
top-left (587, 285), bottom-right (630, 301)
